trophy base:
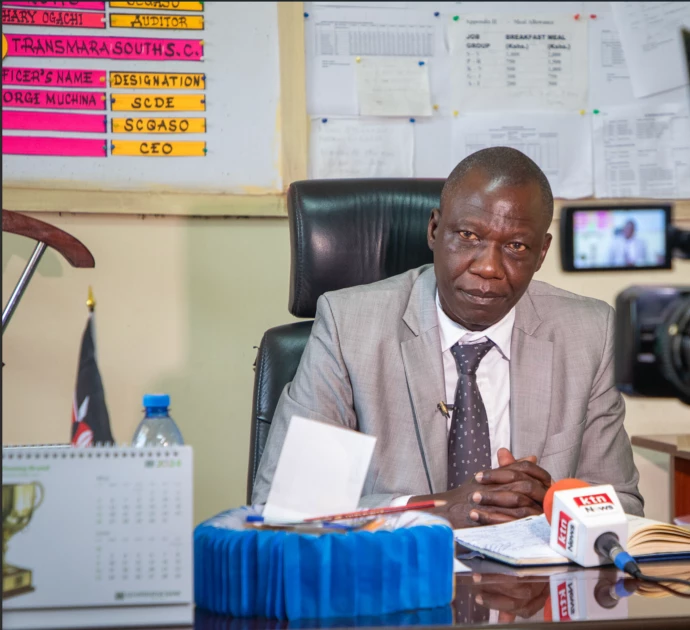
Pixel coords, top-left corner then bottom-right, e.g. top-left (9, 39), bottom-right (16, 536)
top-left (3, 564), bottom-right (35, 600)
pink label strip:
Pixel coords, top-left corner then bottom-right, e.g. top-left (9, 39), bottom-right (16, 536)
top-left (2, 136), bottom-right (107, 157)
top-left (2, 2), bottom-right (105, 10)
top-left (2, 110), bottom-right (106, 132)
top-left (2, 67), bottom-right (106, 87)
top-left (2, 8), bottom-right (106, 28)
top-left (5, 34), bottom-right (203, 60)
top-left (2, 88), bottom-right (106, 110)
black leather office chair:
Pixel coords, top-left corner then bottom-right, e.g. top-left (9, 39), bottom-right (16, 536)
top-left (247, 178), bottom-right (445, 503)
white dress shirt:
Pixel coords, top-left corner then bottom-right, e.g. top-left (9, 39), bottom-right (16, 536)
top-left (436, 290), bottom-right (514, 470)
top-left (391, 293), bottom-right (514, 506)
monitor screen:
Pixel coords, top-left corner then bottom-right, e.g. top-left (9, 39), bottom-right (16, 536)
top-left (571, 208), bottom-right (669, 270)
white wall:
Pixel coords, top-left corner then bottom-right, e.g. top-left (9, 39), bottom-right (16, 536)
top-left (3, 207), bottom-right (689, 524)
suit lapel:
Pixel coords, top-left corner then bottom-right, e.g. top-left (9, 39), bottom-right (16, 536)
top-left (401, 267), bottom-right (447, 494)
top-left (510, 291), bottom-right (553, 462)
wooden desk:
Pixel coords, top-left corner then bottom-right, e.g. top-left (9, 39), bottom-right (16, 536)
top-left (632, 434), bottom-right (690, 519)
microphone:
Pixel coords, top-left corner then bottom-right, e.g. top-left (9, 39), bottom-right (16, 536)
top-left (544, 480), bottom-right (690, 593)
top-left (543, 479), bottom-right (635, 571)
top-left (544, 573), bottom-right (635, 622)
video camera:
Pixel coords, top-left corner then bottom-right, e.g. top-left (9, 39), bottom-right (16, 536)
top-left (559, 205), bottom-right (690, 405)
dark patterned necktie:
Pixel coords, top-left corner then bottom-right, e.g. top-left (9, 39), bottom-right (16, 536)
top-left (447, 339), bottom-right (495, 490)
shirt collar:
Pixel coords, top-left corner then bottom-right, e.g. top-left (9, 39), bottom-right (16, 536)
top-left (435, 290), bottom-right (515, 360)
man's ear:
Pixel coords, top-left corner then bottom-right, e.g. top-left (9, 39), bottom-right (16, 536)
top-left (535, 232), bottom-right (552, 272)
top-left (428, 207), bottom-right (441, 251)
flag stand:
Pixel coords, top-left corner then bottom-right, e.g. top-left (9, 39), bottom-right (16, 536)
top-left (2, 210), bottom-right (95, 336)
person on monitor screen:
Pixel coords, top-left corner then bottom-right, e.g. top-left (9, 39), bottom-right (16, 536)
top-left (608, 220), bottom-right (648, 267)
top-left (253, 147), bottom-right (644, 528)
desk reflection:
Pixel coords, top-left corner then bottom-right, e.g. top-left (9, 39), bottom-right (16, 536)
top-left (195, 560), bottom-right (690, 628)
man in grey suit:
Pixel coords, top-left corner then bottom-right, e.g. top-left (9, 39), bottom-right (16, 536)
top-left (253, 147), bottom-right (644, 527)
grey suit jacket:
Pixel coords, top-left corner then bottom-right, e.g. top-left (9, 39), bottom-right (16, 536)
top-left (252, 265), bottom-right (644, 516)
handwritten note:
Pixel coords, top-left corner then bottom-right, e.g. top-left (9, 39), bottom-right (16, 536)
top-left (2, 7), bottom-right (105, 28)
top-left (355, 57), bottom-right (432, 116)
top-left (449, 13), bottom-right (588, 111)
top-left (310, 117), bottom-right (414, 179)
top-left (2, 67), bottom-right (106, 87)
top-left (109, 1), bottom-right (203, 10)
top-left (455, 515), bottom-right (567, 564)
top-left (111, 117), bottom-right (206, 133)
top-left (2, 111), bottom-right (106, 132)
top-left (2, 88), bottom-right (106, 110)
top-left (109, 13), bottom-right (204, 30)
top-left (110, 93), bottom-right (205, 111)
top-left (4, 33), bottom-right (203, 60)
top-left (110, 140), bottom-right (206, 156)
top-left (109, 72), bottom-right (205, 89)
top-left (2, 136), bottom-right (107, 158)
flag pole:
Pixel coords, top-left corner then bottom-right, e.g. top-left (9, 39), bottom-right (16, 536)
top-left (86, 286), bottom-right (95, 313)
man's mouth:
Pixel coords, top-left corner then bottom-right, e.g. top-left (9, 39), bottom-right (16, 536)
top-left (460, 289), bottom-right (505, 304)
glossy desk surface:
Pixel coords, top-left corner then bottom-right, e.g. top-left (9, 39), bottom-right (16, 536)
top-left (188, 559), bottom-right (690, 630)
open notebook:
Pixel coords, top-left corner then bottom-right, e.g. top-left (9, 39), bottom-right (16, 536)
top-left (454, 514), bottom-right (690, 567)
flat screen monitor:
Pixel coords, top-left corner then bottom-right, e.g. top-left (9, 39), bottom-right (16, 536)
top-left (560, 205), bottom-right (672, 272)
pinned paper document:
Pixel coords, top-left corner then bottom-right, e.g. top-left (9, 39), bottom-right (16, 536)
top-left (263, 416), bottom-right (376, 523)
top-left (356, 57), bottom-right (432, 116)
top-left (310, 117), bottom-right (414, 179)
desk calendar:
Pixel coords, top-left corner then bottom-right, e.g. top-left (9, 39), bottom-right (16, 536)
top-left (2, 445), bottom-right (193, 629)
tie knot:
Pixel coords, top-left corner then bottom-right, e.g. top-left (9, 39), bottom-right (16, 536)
top-left (451, 339), bottom-right (494, 375)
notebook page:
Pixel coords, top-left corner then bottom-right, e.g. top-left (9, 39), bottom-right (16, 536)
top-left (454, 514), bottom-right (565, 562)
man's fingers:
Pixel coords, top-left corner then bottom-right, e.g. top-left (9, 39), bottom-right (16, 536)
top-left (469, 505), bottom-right (543, 525)
top-left (497, 448), bottom-right (537, 467)
top-left (477, 461), bottom-right (552, 488)
top-left (471, 489), bottom-right (543, 510)
top-left (497, 447), bottom-right (517, 467)
top-left (469, 508), bottom-right (518, 526)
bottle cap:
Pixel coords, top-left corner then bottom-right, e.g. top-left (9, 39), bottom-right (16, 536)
top-left (143, 393), bottom-right (170, 408)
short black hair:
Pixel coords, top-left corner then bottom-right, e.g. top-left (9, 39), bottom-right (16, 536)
top-left (440, 146), bottom-right (554, 224)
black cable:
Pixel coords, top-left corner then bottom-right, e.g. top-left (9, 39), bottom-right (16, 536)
top-left (628, 568), bottom-right (690, 599)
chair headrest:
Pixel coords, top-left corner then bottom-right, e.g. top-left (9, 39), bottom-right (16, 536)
top-left (288, 179), bottom-right (444, 318)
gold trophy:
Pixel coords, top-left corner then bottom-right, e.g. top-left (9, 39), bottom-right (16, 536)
top-left (2, 482), bottom-right (44, 599)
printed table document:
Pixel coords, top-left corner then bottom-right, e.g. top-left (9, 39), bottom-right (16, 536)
top-left (449, 13), bottom-right (588, 112)
top-left (593, 100), bottom-right (690, 199)
top-left (452, 112), bottom-right (593, 199)
top-left (305, 6), bottom-right (444, 115)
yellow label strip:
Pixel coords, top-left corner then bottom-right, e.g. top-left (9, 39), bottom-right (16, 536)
top-left (111, 117), bottom-right (206, 133)
top-left (110, 94), bottom-right (205, 111)
top-left (110, 72), bottom-right (205, 90)
top-left (109, 13), bottom-right (204, 30)
top-left (111, 140), bottom-right (206, 157)
top-left (109, 1), bottom-right (203, 11)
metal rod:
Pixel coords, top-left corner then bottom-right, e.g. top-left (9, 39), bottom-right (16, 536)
top-left (2, 241), bottom-right (48, 334)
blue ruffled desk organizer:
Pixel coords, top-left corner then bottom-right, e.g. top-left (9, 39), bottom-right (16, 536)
top-left (194, 507), bottom-right (454, 621)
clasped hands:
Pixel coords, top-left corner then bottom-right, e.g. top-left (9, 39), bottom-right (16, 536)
top-left (412, 447), bottom-right (552, 528)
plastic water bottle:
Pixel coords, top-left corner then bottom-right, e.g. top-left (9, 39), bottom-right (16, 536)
top-left (131, 394), bottom-right (184, 447)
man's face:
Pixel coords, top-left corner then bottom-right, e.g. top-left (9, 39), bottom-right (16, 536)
top-left (428, 170), bottom-right (552, 331)
top-left (623, 221), bottom-right (635, 239)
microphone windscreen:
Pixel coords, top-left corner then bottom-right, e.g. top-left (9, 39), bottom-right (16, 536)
top-left (544, 478), bottom-right (591, 524)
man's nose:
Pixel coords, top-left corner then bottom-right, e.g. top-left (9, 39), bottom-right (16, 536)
top-left (469, 243), bottom-right (505, 279)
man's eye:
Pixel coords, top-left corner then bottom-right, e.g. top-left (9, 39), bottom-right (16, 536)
top-left (508, 242), bottom-right (527, 252)
top-left (459, 231), bottom-right (478, 240)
